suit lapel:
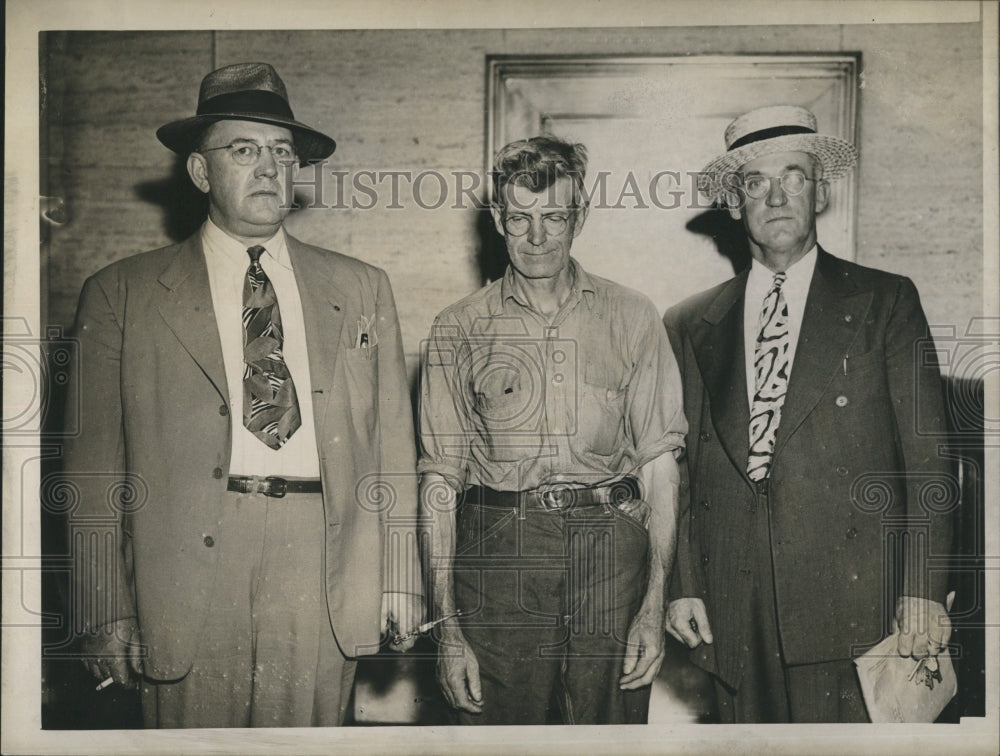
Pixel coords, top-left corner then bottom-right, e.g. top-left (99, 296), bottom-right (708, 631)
top-left (690, 270), bottom-right (752, 482)
top-left (774, 248), bottom-right (873, 457)
top-left (287, 235), bottom-right (347, 430)
top-left (155, 235), bottom-right (228, 401)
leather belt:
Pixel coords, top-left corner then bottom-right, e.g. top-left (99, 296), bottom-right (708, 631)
top-left (467, 476), bottom-right (641, 513)
top-left (227, 475), bottom-right (322, 498)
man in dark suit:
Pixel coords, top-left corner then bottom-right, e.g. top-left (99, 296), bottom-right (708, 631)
top-left (65, 62), bottom-right (423, 727)
top-left (663, 105), bottom-right (954, 722)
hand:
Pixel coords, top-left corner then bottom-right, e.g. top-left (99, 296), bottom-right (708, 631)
top-left (620, 607), bottom-right (667, 690)
top-left (381, 592), bottom-right (425, 652)
top-left (436, 626), bottom-right (483, 713)
top-left (77, 617), bottom-right (144, 689)
top-left (665, 598), bottom-right (714, 648)
top-left (894, 595), bottom-right (951, 659)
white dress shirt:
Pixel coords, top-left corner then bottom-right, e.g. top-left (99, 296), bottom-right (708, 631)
top-left (202, 219), bottom-right (321, 477)
top-left (743, 245), bottom-right (818, 407)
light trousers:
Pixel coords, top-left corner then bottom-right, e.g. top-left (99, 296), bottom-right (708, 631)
top-left (141, 490), bottom-right (356, 728)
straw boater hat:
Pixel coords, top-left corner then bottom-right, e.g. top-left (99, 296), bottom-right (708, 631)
top-left (699, 104), bottom-right (857, 201)
top-left (156, 62), bottom-right (336, 165)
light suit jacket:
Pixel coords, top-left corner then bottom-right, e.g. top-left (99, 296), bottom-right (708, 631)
top-left (663, 248), bottom-right (953, 689)
top-left (64, 231), bottom-right (421, 679)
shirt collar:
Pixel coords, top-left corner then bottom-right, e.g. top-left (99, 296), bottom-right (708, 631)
top-left (747, 244), bottom-right (817, 292)
top-left (498, 257), bottom-right (597, 312)
top-left (201, 218), bottom-right (290, 270)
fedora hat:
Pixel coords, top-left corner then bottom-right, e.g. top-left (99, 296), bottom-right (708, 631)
top-left (156, 62), bottom-right (336, 164)
top-left (699, 104), bottom-right (857, 201)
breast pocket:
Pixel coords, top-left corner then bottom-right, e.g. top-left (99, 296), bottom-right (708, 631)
top-left (474, 384), bottom-right (541, 463)
top-left (343, 345), bottom-right (379, 430)
top-left (579, 364), bottom-right (626, 457)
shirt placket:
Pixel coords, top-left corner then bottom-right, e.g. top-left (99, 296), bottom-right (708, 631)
top-left (542, 294), bottom-right (583, 481)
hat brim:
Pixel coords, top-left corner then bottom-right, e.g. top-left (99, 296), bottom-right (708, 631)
top-left (698, 133), bottom-right (857, 201)
top-left (156, 113), bottom-right (336, 165)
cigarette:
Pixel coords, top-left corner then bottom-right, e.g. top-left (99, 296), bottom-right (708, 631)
top-left (417, 610), bottom-right (462, 634)
top-left (96, 676), bottom-right (114, 691)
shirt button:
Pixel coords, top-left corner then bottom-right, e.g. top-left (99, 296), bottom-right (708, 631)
top-left (846, 527), bottom-right (858, 539)
top-left (835, 395), bottom-right (849, 407)
top-left (212, 467), bottom-right (224, 479)
top-left (219, 404), bottom-right (229, 416)
top-left (203, 535), bottom-right (215, 547)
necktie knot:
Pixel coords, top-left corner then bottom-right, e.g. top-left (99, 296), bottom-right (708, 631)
top-left (247, 245), bottom-right (266, 265)
top-left (771, 271), bottom-right (787, 290)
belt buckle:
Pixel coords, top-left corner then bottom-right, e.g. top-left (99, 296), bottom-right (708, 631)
top-left (538, 486), bottom-right (575, 512)
top-left (264, 476), bottom-right (287, 498)
top-left (539, 487), bottom-right (567, 512)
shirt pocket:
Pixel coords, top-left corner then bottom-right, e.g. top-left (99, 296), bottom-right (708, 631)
top-left (474, 380), bottom-right (541, 463)
top-left (579, 363), bottom-right (627, 456)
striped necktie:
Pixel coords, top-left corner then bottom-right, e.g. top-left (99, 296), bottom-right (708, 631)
top-left (242, 245), bottom-right (301, 449)
top-left (747, 272), bottom-right (790, 481)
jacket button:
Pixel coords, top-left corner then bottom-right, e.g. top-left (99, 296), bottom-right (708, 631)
top-left (699, 432), bottom-right (711, 441)
top-left (212, 467), bottom-right (224, 479)
top-left (836, 466), bottom-right (849, 477)
top-left (219, 404), bottom-right (229, 416)
top-left (846, 527), bottom-right (858, 539)
top-left (203, 535), bottom-right (215, 547)
top-left (844, 314), bottom-right (853, 323)
top-left (835, 395), bottom-right (849, 407)
top-left (700, 499), bottom-right (710, 510)
top-left (701, 554), bottom-right (710, 565)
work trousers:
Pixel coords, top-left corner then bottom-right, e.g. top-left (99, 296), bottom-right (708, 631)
top-left (451, 494), bottom-right (651, 725)
top-left (141, 490), bottom-right (356, 728)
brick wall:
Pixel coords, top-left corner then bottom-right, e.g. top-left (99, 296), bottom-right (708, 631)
top-left (43, 24), bottom-right (984, 373)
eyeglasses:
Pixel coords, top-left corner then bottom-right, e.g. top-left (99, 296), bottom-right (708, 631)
top-left (502, 213), bottom-right (572, 237)
top-left (741, 171), bottom-right (816, 199)
top-left (200, 140), bottom-right (298, 166)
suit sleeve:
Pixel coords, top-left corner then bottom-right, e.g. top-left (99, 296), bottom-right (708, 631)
top-left (663, 310), bottom-right (705, 602)
top-left (885, 277), bottom-right (954, 604)
top-left (374, 268), bottom-right (423, 598)
top-left (62, 271), bottom-right (137, 633)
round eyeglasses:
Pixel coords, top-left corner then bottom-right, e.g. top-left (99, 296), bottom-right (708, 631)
top-left (742, 171), bottom-right (816, 199)
top-left (200, 140), bottom-right (298, 166)
top-left (502, 213), bottom-right (571, 237)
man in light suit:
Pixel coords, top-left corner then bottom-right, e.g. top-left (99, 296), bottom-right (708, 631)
top-left (64, 62), bottom-right (423, 728)
top-left (663, 105), bottom-right (954, 722)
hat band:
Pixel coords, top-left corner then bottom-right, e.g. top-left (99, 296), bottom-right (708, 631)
top-left (197, 90), bottom-right (295, 120)
top-left (728, 124), bottom-right (815, 151)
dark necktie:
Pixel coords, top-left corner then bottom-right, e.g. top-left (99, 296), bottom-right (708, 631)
top-left (747, 272), bottom-right (790, 481)
top-left (242, 245), bottom-right (301, 449)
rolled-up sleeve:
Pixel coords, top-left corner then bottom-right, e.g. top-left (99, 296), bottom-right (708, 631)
top-left (417, 315), bottom-right (473, 492)
top-left (626, 298), bottom-right (687, 467)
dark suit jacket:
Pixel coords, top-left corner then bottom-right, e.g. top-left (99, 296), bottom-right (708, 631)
top-left (64, 231), bottom-right (421, 679)
top-left (663, 248), bottom-right (953, 689)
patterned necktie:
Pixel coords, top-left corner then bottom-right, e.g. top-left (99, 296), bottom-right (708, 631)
top-left (747, 272), bottom-right (790, 481)
top-left (242, 245), bottom-right (301, 449)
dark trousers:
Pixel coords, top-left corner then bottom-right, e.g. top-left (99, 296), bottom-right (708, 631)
top-left (451, 494), bottom-right (651, 725)
top-left (713, 483), bottom-right (867, 723)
